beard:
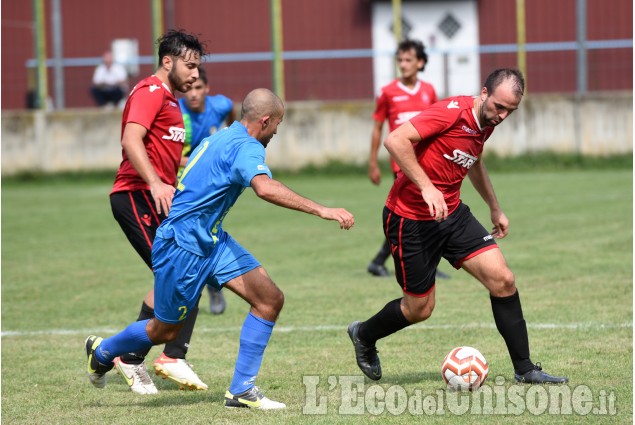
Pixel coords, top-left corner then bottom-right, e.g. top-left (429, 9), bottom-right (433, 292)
top-left (168, 67), bottom-right (191, 93)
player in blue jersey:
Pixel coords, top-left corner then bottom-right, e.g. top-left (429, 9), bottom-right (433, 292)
top-left (86, 88), bottom-right (355, 410)
top-left (179, 66), bottom-right (235, 315)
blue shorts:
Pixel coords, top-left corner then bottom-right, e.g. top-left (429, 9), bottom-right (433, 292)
top-left (152, 231), bottom-right (260, 324)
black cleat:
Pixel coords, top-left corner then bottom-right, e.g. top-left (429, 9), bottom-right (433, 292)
top-left (367, 262), bottom-right (390, 277)
top-left (514, 363), bottom-right (568, 384)
top-left (347, 321), bottom-right (382, 380)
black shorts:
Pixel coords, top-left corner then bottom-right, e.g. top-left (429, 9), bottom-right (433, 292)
top-left (383, 203), bottom-right (498, 297)
top-left (110, 190), bottom-right (167, 269)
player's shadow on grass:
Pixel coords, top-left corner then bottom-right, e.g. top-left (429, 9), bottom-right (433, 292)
top-left (139, 391), bottom-right (224, 407)
top-left (106, 390), bottom-right (224, 408)
top-left (378, 370), bottom-right (440, 385)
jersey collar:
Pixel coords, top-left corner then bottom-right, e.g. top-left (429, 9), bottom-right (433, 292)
top-left (396, 80), bottom-right (421, 96)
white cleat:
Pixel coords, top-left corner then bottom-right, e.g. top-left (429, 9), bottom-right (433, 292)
top-left (153, 353), bottom-right (208, 390)
top-left (224, 386), bottom-right (286, 410)
top-left (114, 357), bottom-right (158, 395)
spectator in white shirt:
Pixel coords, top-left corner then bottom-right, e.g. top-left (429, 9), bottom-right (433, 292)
top-left (90, 51), bottom-right (128, 108)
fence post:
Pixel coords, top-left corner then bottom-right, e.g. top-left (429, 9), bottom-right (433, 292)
top-left (51, 0), bottom-right (64, 109)
top-left (392, 0), bottom-right (402, 78)
top-left (33, 0), bottom-right (48, 110)
top-left (270, 0), bottom-right (285, 101)
top-left (516, 0), bottom-right (527, 89)
top-left (151, 0), bottom-right (164, 63)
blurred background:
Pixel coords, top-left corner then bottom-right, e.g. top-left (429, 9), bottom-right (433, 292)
top-left (1, 0), bottom-right (632, 174)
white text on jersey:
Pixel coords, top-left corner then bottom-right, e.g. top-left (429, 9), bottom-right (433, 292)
top-left (443, 149), bottom-right (477, 168)
top-left (163, 127), bottom-right (186, 143)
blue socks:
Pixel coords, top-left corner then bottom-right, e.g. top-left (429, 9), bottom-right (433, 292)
top-left (94, 319), bottom-right (153, 365)
top-left (229, 312), bottom-right (275, 395)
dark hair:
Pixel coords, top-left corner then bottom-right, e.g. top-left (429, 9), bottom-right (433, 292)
top-left (397, 39), bottom-right (428, 71)
top-left (197, 66), bottom-right (208, 85)
top-left (484, 68), bottom-right (525, 97)
top-left (156, 29), bottom-right (206, 67)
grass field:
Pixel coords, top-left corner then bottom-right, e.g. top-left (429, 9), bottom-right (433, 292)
top-left (2, 168), bottom-right (632, 424)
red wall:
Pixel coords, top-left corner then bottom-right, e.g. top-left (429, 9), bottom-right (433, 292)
top-left (478, 0), bottom-right (632, 93)
top-left (2, 0), bottom-right (631, 110)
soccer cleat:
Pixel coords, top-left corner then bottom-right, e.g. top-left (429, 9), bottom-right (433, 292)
top-left (367, 262), bottom-right (390, 277)
top-left (224, 386), bottom-right (286, 410)
top-left (208, 286), bottom-right (227, 315)
top-left (85, 335), bottom-right (114, 389)
top-left (153, 353), bottom-right (208, 390)
top-left (514, 363), bottom-right (569, 384)
top-left (114, 357), bottom-right (158, 394)
top-left (347, 321), bottom-right (382, 380)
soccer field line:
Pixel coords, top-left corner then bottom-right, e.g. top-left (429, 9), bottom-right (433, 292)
top-left (1, 321), bottom-right (631, 337)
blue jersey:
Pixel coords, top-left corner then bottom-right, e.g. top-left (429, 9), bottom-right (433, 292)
top-left (179, 95), bottom-right (233, 154)
top-left (157, 121), bottom-right (272, 257)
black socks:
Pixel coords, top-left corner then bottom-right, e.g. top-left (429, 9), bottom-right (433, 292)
top-left (358, 298), bottom-right (411, 344)
top-left (371, 239), bottom-right (392, 266)
top-left (490, 290), bottom-right (534, 374)
top-left (162, 306), bottom-right (199, 359)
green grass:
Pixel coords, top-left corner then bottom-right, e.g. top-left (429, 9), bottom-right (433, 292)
top-left (2, 169), bottom-right (632, 424)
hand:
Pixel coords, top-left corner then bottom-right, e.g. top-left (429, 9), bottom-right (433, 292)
top-left (490, 210), bottom-right (509, 239)
top-left (150, 181), bottom-right (176, 215)
top-left (421, 185), bottom-right (448, 221)
top-left (368, 163), bottom-right (381, 185)
top-left (321, 208), bottom-right (355, 230)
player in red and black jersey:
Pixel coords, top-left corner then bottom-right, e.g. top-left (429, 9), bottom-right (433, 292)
top-left (349, 68), bottom-right (568, 385)
top-left (367, 39), bottom-right (448, 280)
top-left (108, 29), bottom-right (208, 394)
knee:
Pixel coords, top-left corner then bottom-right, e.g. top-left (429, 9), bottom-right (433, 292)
top-left (269, 287), bottom-right (285, 315)
top-left (403, 298), bottom-right (435, 323)
top-left (257, 286), bottom-right (284, 322)
top-left (146, 320), bottom-right (181, 345)
top-left (491, 268), bottom-right (516, 297)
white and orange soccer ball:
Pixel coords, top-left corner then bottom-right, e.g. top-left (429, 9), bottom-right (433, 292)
top-left (441, 346), bottom-right (489, 391)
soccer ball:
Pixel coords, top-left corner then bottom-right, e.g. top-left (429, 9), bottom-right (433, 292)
top-left (441, 346), bottom-right (489, 391)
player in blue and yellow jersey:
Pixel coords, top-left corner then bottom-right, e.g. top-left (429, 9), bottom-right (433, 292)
top-left (86, 88), bottom-right (355, 410)
top-left (108, 29), bottom-right (208, 395)
top-left (179, 66), bottom-right (235, 315)
top-left (179, 66), bottom-right (235, 161)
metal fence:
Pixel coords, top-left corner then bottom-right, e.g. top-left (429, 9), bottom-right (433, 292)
top-left (2, 0), bottom-right (632, 110)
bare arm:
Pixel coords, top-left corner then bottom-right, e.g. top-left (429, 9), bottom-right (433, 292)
top-left (250, 174), bottom-right (355, 229)
top-left (467, 158), bottom-right (508, 238)
top-left (384, 122), bottom-right (448, 221)
top-left (368, 120), bottom-right (384, 185)
top-left (121, 122), bottom-right (176, 215)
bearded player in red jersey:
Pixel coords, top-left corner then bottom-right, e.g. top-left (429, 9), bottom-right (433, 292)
top-left (367, 39), bottom-right (448, 280)
top-left (349, 68), bottom-right (568, 385)
top-left (108, 30), bottom-right (207, 394)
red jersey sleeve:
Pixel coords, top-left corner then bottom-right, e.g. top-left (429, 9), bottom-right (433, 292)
top-left (372, 90), bottom-right (389, 123)
top-left (125, 84), bottom-right (165, 131)
top-left (409, 99), bottom-right (461, 142)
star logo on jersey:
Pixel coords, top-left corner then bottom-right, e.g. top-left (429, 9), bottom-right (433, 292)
top-left (443, 149), bottom-right (477, 169)
top-left (149, 84), bottom-right (161, 93)
top-left (447, 100), bottom-right (459, 109)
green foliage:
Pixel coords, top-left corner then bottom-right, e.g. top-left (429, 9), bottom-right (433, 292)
top-left (2, 170), bottom-right (632, 424)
